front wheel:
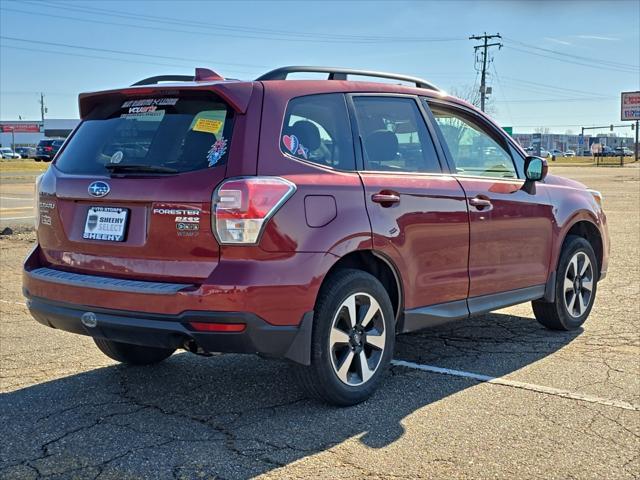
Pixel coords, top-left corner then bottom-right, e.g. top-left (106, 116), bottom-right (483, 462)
top-left (94, 338), bottom-right (175, 365)
top-left (532, 235), bottom-right (598, 330)
top-left (294, 269), bottom-right (395, 406)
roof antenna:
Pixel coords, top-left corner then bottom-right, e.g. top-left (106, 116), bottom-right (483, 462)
top-left (195, 68), bottom-right (224, 82)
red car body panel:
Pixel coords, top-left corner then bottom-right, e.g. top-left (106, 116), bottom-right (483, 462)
top-left (23, 73), bottom-right (610, 362)
top-left (455, 177), bottom-right (554, 297)
top-left (359, 172), bottom-right (470, 308)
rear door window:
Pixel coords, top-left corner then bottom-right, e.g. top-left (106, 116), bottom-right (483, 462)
top-left (55, 94), bottom-right (233, 175)
top-left (352, 96), bottom-right (441, 173)
top-left (280, 93), bottom-right (355, 170)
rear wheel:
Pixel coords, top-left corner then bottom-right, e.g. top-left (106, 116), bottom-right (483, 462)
top-left (294, 269), bottom-right (395, 406)
top-left (532, 235), bottom-right (598, 330)
top-left (94, 338), bottom-right (175, 365)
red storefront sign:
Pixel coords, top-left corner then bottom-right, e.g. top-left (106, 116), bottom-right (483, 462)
top-left (0, 123), bottom-right (42, 133)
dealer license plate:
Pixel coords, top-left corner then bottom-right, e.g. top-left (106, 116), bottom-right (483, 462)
top-left (82, 206), bottom-right (129, 242)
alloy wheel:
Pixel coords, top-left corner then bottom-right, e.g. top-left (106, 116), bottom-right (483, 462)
top-left (329, 292), bottom-right (386, 386)
top-left (563, 251), bottom-right (594, 318)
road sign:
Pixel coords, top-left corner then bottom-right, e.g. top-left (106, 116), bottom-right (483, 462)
top-left (578, 134), bottom-right (584, 145)
top-left (503, 126), bottom-right (513, 136)
top-left (621, 91), bottom-right (640, 121)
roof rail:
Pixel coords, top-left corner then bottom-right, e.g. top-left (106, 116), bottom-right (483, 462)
top-left (131, 68), bottom-right (224, 86)
top-left (255, 66), bottom-right (440, 91)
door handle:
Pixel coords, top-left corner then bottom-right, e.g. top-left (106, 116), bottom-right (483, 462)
top-left (469, 196), bottom-right (492, 210)
top-left (372, 192), bottom-right (400, 205)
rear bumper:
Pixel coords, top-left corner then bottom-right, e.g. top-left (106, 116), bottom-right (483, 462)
top-left (25, 294), bottom-right (313, 365)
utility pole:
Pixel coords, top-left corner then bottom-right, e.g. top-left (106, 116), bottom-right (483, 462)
top-left (635, 120), bottom-right (639, 163)
top-left (39, 92), bottom-right (46, 124)
top-left (469, 33), bottom-right (502, 112)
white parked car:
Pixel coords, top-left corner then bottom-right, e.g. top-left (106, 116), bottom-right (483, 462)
top-left (0, 148), bottom-right (22, 159)
top-left (563, 150), bottom-right (576, 157)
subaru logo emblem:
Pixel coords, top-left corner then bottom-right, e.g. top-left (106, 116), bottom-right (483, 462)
top-left (81, 312), bottom-right (98, 328)
top-left (88, 181), bottom-right (110, 198)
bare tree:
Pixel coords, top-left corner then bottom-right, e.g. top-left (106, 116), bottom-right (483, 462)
top-left (449, 84), bottom-right (495, 115)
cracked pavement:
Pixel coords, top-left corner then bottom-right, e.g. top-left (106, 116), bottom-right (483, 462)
top-left (1, 165), bottom-right (639, 479)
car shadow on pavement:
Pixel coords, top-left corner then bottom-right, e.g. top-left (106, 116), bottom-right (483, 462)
top-left (0, 312), bottom-right (580, 479)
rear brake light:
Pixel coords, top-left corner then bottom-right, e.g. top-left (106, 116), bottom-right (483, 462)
top-left (44, 146), bottom-right (53, 152)
top-left (212, 177), bottom-right (296, 244)
top-left (189, 322), bottom-right (246, 332)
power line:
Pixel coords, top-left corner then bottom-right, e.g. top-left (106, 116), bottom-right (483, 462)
top-left (499, 76), bottom-right (605, 98)
top-left (489, 62), bottom-right (513, 125)
top-left (2, 3), bottom-right (465, 45)
top-left (0, 44), bottom-right (234, 71)
top-left (505, 45), bottom-right (638, 74)
top-left (503, 36), bottom-right (639, 71)
top-left (0, 36), bottom-right (266, 70)
top-left (29, 0), bottom-right (464, 43)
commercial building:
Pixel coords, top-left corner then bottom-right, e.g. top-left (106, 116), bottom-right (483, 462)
top-left (513, 132), bottom-right (635, 154)
top-left (0, 119), bottom-right (79, 148)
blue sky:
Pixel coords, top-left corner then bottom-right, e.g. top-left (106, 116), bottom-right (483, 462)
top-left (1, 0), bottom-right (638, 134)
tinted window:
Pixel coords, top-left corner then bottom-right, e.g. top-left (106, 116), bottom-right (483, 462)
top-left (55, 94), bottom-right (232, 175)
top-left (352, 97), bottom-right (440, 173)
top-left (281, 94), bottom-right (355, 170)
top-left (430, 105), bottom-right (517, 179)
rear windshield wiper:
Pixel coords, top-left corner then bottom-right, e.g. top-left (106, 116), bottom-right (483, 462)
top-left (105, 164), bottom-right (179, 174)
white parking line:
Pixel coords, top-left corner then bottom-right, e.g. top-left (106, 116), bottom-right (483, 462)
top-left (0, 216), bottom-right (35, 220)
top-left (0, 297), bottom-right (636, 412)
top-left (391, 359), bottom-right (640, 412)
top-left (0, 299), bottom-right (26, 306)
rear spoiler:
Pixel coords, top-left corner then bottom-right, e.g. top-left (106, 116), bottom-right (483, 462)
top-left (78, 81), bottom-right (254, 118)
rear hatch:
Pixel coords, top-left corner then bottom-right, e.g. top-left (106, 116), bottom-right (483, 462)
top-left (37, 89), bottom-right (240, 283)
top-left (36, 139), bottom-right (55, 157)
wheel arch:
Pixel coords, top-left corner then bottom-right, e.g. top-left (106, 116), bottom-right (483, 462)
top-left (321, 249), bottom-right (403, 324)
top-left (558, 217), bottom-right (604, 277)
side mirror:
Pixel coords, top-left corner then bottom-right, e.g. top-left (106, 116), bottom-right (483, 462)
top-left (524, 156), bottom-right (548, 182)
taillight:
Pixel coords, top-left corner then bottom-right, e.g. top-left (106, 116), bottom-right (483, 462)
top-left (212, 177), bottom-right (296, 244)
top-left (44, 146), bottom-right (53, 152)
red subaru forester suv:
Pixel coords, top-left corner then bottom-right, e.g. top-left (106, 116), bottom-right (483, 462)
top-left (24, 66), bottom-right (609, 405)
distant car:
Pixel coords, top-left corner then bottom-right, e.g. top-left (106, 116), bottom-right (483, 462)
top-left (563, 150), bottom-right (576, 157)
top-left (614, 147), bottom-right (633, 157)
top-left (0, 147), bottom-right (21, 159)
top-left (35, 139), bottom-right (64, 162)
top-left (550, 149), bottom-right (564, 158)
top-left (15, 147), bottom-right (36, 159)
top-left (601, 146), bottom-right (616, 157)
top-left (523, 147), bottom-right (550, 158)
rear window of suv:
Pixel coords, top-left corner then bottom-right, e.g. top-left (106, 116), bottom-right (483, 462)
top-left (55, 94), bottom-right (233, 175)
top-left (280, 93), bottom-right (355, 170)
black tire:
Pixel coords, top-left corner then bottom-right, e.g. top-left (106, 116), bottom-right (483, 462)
top-left (34, 158), bottom-right (41, 162)
top-left (93, 338), bottom-right (175, 365)
top-left (532, 235), bottom-right (598, 331)
top-left (293, 269), bottom-right (395, 406)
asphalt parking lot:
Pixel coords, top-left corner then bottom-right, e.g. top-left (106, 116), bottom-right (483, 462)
top-left (1, 165), bottom-right (638, 479)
